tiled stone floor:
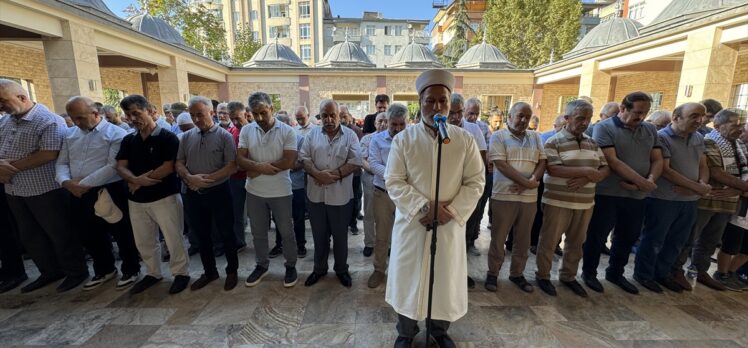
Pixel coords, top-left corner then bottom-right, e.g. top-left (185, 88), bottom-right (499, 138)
top-left (1, 216), bottom-right (747, 347)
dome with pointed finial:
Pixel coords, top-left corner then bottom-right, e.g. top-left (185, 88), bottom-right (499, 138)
top-left (386, 43), bottom-right (443, 69)
top-left (243, 41), bottom-right (307, 67)
top-left (129, 13), bottom-right (188, 47)
top-left (456, 40), bottom-right (515, 69)
top-left (563, 17), bottom-right (642, 59)
top-left (316, 38), bottom-right (375, 68)
top-left (642, 0), bottom-right (747, 33)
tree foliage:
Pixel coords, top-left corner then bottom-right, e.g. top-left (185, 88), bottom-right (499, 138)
top-left (125, 0), bottom-right (229, 62)
top-left (232, 26), bottom-right (263, 66)
top-left (439, 0), bottom-right (475, 67)
top-left (483, 0), bottom-right (581, 68)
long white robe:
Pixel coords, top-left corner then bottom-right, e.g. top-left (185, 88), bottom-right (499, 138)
top-left (384, 122), bottom-right (485, 322)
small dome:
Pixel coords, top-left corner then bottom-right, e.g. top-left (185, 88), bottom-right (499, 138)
top-left (386, 43), bottom-right (443, 69)
top-left (456, 41), bottom-right (515, 69)
top-left (564, 17), bottom-right (642, 58)
top-left (317, 41), bottom-right (375, 68)
top-left (643, 0), bottom-right (747, 33)
top-left (129, 14), bottom-right (188, 47)
top-left (244, 42), bottom-right (306, 67)
top-left (66, 0), bottom-right (117, 17)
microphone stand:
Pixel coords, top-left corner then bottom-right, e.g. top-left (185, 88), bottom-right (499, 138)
top-left (413, 117), bottom-right (448, 348)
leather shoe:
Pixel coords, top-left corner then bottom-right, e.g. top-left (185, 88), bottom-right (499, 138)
top-left (225, 273), bottom-right (238, 291)
top-left (582, 273), bottom-right (604, 293)
top-left (672, 270), bottom-right (692, 291)
top-left (634, 274), bottom-right (663, 293)
top-left (536, 279), bottom-right (556, 296)
top-left (0, 274), bottom-right (28, 294)
top-left (561, 279), bottom-right (589, 298)
top-left (21, 273), bottom-right (65, 293)
top-left (696, 271), bottom-right (726, 291)
top-left (190, 273), bottom-right (219, 291)
top-left (605, 274), bottom-right (639, 294)
top-left (169, 275), bottom-right (190, 294)
top-left (363, 247), bottom-right (373, 257)
top-left (435, 334), bottom-right (457, 348)
top-left (394, 336), bottom-right (413, 348)
top-left (57, 273), bottom-right (89, 293)
top-left (467, 276), bottom-right (475, 289)
top-left (367, 271), bottom-right (385, 288)
top-left (305, 272), bottom-right (325, 287)
top-left (337, 272), bottom-right (352, 288)
top-left (656, 276), bottom-right (683, 293)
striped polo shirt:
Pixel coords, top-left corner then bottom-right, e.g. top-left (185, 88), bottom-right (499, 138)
top-left (697, 139), bottom-right (742, 214)
top-left (488, 128), bottom-right (546, 203)
top-left (542, 129), bottom-right (607, 210)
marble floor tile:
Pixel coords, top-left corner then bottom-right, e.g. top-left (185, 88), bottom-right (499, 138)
top-left (301, 287), bottom-right (358, 325)
top-left (530, 305), bottom-right (568, 322)
top-left (80, 324), bottom-right (160, 348)
top-left (143, 324), bottom-right (232, 348)
top-left (228, 302), bottom-right (304, 345)
top-left (292, 324), bottom-right (355, 345)
top-left (624, 303), bottom-right (718, 340)
top-left (108, 307), bottom-right (177, 325)
top-left (597, 321), bottom-right (671, 341)
top-left (545, 320), bottom-right (619, 348)
top-left (23, 308), bottom-right (116, 345)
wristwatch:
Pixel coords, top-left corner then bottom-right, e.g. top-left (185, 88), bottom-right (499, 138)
top-left (420, 203), bottom-right (430, 215)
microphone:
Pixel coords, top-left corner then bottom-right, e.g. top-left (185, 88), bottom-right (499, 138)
top-left (433, 114), bottom-right (450, 144)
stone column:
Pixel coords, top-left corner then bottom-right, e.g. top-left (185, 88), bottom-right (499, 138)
top-left (158, 56), bottom-right (190, 104)
top-left (676, 27), bottom-right (738, 105)
top-left (42, 21), bottom-right (103, 113)
top-left (578, 59), bottom-right (611, 114)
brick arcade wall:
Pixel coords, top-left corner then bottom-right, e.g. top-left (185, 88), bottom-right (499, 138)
top-left (613, 71), bottom-right (681, 112)
top-left (99, 68), bottom-right (143, 97)
top-left (189, 82), bottom-right (219, 100)
top-left (228, 81), bottom-right (300, 112)
top-left (0, 43), bottom-right (54, 111)
top-left (538, 84), bottom-right (579, 131)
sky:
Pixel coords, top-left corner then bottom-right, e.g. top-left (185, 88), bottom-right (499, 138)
top-left (102, 0), bottom-right (437, 22)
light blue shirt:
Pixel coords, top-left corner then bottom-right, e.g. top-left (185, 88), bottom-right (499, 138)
top-left (156, 117), bottom-right (172, 132)
top-left (290, 134), bottom-right (305, 190)
top-left (541, 129), bottom-right (557, 144)
top-left (369, 130), bottom-right (394, 189)
top-left (55, 118), bottom-right (128, 187)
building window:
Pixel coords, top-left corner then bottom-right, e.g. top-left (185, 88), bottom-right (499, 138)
top-left (480, 95), bottom-right (513, 118)
top-left (299, 1), bottom-right (310, 18)
top-left (301, 44), bottom-right (311, 61)
top-left (0, 76), bottom-right (36, 101)
top-left (299, 24), bottom-right (310, 39)
top-left (267, 4), bottom-right (288, 18)
top-left (394, 45), bottom-right (402, 53)
top-left (250, 10), bottom-right (257, 20)
top-left (334, 95), bottom-right (370, 119)
top-left (384, 45), bottom-right (392, 56)
top-left (365, 25), bottom-right (375, 36)
top-left (385, 25), bottom-right (396, 36)
top-left (252, 31), bottom-right (260, 40)
top-left (628, 2), bottom-right (645, 20)
top-left (365, 45), bottom-right (375, 55)
top-left (269, 25), bottom-right (290, 38)
top-left (733, 84), bottom-right (748, 110)
top-left (648, 91), bottom-right (663, 111)
top-left (557, 95), bottom-right (577, 113)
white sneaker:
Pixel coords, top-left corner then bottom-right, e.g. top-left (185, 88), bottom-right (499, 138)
top-left (83, 270), bottom-right (117, 291)
top-left (116, 272), bottom-right (140, 290)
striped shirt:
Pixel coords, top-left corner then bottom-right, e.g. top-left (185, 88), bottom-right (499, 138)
top-left (488, 128), bottom-right (546, 203)
top-left (542, 129), bottom-right (607, 210)
top-left (697, 139), bottom-right (742, 214)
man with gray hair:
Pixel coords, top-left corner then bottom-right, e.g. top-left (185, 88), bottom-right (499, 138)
top-left (360, 112), bottom-right (388, 258)
top-left (585, 101), bottom-right (619, 137)
top-left (176, 96), bottom-right (239, 291)
top-left (0, 79), bottom-right (88, 293)
top-left (301, 99), bottom-right (362, 288)
top-left (238, 92), bottom-right (299, 288)
top-left (465, 97), bottom-right (489, 143)
top-left (294, 105), bottom-right (317, 137)
top-left (645, 110), bottom-right (672, 131)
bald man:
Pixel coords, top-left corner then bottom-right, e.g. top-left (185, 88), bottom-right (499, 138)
top-left (0, 79), bottom-right (88, 293)
top-left (56, 97), bottom-right (141, 291)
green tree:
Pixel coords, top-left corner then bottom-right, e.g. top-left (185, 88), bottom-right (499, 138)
top-left (439, 0), bottom-right (475, 67)
top-left (125, 0), bottom-right (229, 62)
top-left (483, 0), bottom-right (581, 68)
top-left (232, 26), bottom-right (263, 66)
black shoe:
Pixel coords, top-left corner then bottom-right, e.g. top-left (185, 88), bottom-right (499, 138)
top-left (485, 275), bottom-right (498, 292)
top-left (169, 275), bottom-right (190, 294)
top-left (284, 267), bottom-right (298, 288)
top-left (530, 245), bottom-right (538, 255)
top-left (245, 265), bottom-right (269, 287)
top-left (394, 336), bottom-right (413, 348)
top-left (536, 279), bottom-right (556, 296)
top-left (21, 273), bottom-right (65, 293)
top-left (129, 275), bottom-right (162, 295)
top-left (187, 246), bottom-right (199, 256)
top-left (605, 274), bottom-right (639, 294)
top-left (582, 273), bottom-right (604, 293)
top-left (225, 273), bottom-right (238, 291)
top-left (305, 272), bottom-right (325, 287)
top-left (357, 214), bottom-right (364, 221)
top-left (634, 274), bottom-right (663, 293)
top-left (213, 248), bottom-right (225, 257)
top-left (190, 273), bottom-right (219, 291)
top-left (297, 247), bottom-right (308, 258)
top-left (656, 276), bottom-right (684, 293)
top-left (601, 245), bottom-right (611, 255)
top-left (269, 246), bottom-right (283, 259)
top-left (363, 247), bottom-right (373, 257)
top-left (509, 275), bottom-right (534, 293)
top-left (434, 334), bottom-right (457, 348)
top-left (0, 274), bottom-right (28, 293)
top-left (467, 276), bottom-right (475, 289)
top-left (56, 273), bottom-right (89, 293)
top-left (350, 226), bottom-right (359, 235)
top-left (554, 246), bottom-right (563, 257)
top-left (337, 272), bottom-right (352, 288)
top-left (561, 279), bottom-right (589, 298)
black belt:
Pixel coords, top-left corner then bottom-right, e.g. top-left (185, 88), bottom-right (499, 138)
top-left (374, 185), bottom-right (387, 193)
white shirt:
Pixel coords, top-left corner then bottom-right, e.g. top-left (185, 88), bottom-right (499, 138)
top-left (55, 119), bottom-right (128, 187)
top-left (463, 121), bottom-right (487, 151)
top-left (300, 126), bottom-right (362, 206)
top-left (238, 120), bottom-right (297, 198)
top-left (295, 123), bottom-right (318, 137)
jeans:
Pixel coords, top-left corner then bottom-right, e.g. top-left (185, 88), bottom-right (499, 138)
top-left (583, 195), bottom-right (646, 278)
top-left (247, 192), bottom-right (297, 269)
top-left (309, 201), bottom-right (351, 274)
top-left (184, 182), bottom-right (238, 275)
top-left (228, 177), bottom-right (248, 247)
top-left (129, 194), bottom-right (189, 278)
top-left (635, 198), bottom-right (697, 280)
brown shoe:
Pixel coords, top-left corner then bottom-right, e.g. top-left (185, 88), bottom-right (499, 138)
top-left (224, 273), bottom-right (238, 291)
top-left (672, 270), bottom-right (692, 291)
top-left (367, 271), bottom-right (385, 288)
top-left (697, 271), bottom-right (726, 291)
top-left (190, 273), bottom-right (219, 291)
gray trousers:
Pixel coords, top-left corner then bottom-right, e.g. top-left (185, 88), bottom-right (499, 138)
top-left (309, 201), bottom-right (351, 274)
top-left (686, 210), bottom-right (731, 273)
top-left (361, 171), bottom-right (376, 248)
top-left (247, 192), bottom-right (297, 269)
top-left (6, 189), bottom-right (87, 277)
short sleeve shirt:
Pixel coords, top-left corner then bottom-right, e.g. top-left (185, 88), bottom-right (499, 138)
top-left (116, 127), bottom-right (181, 203)
top-left (464, 121), bottom-right (487, 152)
top-left (300, 126), bottom-right (362, 206)
top-left (651, 125), bottom-right (705, 202)
top-left (177, 124), bottom-right (236, 188)
top-left (488, 129), bottom-right (546, 203)
top-left (238, 120), bottom-right (297, 198)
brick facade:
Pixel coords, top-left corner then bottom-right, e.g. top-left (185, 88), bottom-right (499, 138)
top-left (100, 68), bottom-right (143, 96)
top-left (0, 43), bottom-right (54, 111)
top-left (614, 71), bottom-right (681, 112)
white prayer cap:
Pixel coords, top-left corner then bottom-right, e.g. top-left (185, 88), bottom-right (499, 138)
top-left (176, 112), bottom-right (193, 125)
top-left (415, 69), bottom-right (455, 96)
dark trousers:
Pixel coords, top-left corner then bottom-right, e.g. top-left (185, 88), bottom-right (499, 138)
top-left (183, 182), bottom-right (238, 275)
top-left (6, 188), bottom-right (87, 277)
top-left (583, 195), bottom-right (646, 278)
top-left (396, 314), bottom-right (450, 339)
top-left (0, 187), bottom-right (24, 279)
top-left (349, 174), bottom-right (362, 228)
top-left (228, 177), bottom-right (247, 247)
top-left (309, 201), bottom-right (351, 274)
top-left (70, 181), bottom-right (140, 276)
top-left (530, 181), bottom-right (544, 247)
top-left (466, 171), bottom-right (491, 246)
top-left (275, 188), bottom-right (307, 249)
top-left (635, 198), bottom-right (697, 280)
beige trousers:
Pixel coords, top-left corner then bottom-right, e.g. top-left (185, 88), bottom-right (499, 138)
top-left (535, 204), bottom-right (593, 281)
top-left (487, 199), bottom-right (537, 277)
